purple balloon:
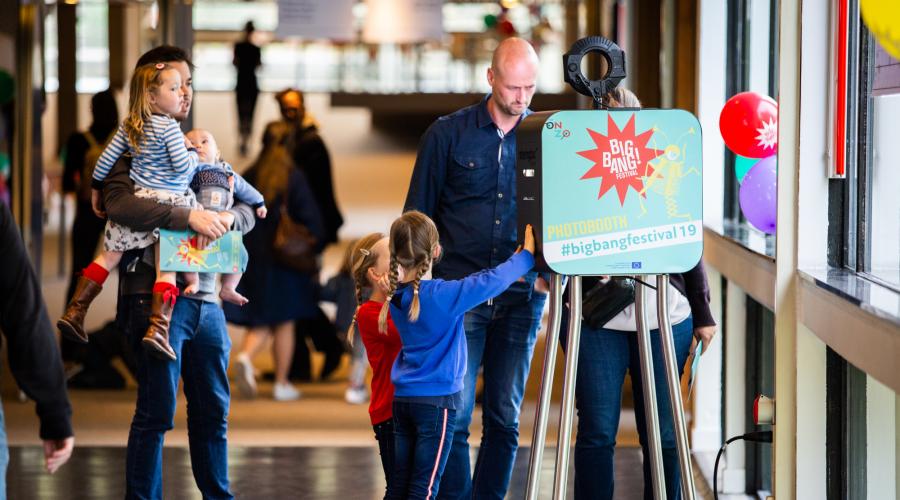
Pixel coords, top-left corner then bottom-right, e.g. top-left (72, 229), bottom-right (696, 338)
top-left (738, 155), bottom-right (777, 234)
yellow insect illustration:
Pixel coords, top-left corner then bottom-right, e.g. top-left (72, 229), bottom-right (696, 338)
top-left (637, 126), bottom-right (701, 220)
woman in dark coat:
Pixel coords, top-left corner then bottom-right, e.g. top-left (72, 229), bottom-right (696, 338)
top-left (61, 89), bottom-right (118, 361)
top-left (225, 123), bottom-right (324, 401)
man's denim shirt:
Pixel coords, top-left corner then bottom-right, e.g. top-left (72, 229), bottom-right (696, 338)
top-left (404, 94), bottom-right (537, 304)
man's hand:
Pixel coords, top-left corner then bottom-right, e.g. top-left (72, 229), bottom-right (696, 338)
top-left (188, 209), bottom-right (227, 240)
top-left (43, 436), bottom-right (74, 474)
top-left (256, 206), bottom-right (268, 219)
top-left (91, 189), bottom-right (105, 218)
top-left (693, 325), bottom-right (716, 354)
top-left (219, 211), bottom-right (235, 230)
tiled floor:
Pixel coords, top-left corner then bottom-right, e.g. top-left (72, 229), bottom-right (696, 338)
top-left (7, 445), bottom-right (653, 500)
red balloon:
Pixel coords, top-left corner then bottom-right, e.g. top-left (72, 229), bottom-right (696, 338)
top-left (719, 91), bottom-right (778, 158)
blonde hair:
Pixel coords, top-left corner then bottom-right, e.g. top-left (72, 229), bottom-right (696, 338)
top-left (605, 87), bottom-right (642, 109)
top-left (378, 211), bottom-right (440, 333)
top-left (124, 63), bottom-right (174, 154)
top-left (346, 233), bottom-right (385, 345)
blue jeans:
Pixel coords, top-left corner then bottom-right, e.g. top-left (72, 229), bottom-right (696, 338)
top-left (374, 419), bottom-right (396, 499)
top-left (439, 293), bottom-right (547, 500)
top-left (0, 401), bottom-right (7, 500)
top-left (561, 313), bottom-right (694, 500)
top-left (391, 402), bottom-right (457, 500)
top-left (122, 295), bottom-right (233, 500)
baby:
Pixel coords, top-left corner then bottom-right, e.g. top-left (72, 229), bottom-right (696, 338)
top-left (186, 128), bottom-right (266, 305)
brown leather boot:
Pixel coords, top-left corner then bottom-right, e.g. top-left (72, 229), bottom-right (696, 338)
top-left (141, 290), bottom-right (178, 361)
top-left (57, 276), bottom-right (103, 343)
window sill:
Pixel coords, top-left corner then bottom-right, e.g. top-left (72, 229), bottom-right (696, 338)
top-left (798, 268), bottom-right (900, 392)
top-left (703, 225), bottom-right (776, 310)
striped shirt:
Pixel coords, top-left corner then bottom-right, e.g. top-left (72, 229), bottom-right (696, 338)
top-left (92, 114), bottom-right (199, 192)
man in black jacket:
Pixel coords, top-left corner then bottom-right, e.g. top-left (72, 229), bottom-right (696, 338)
top-left (0, 202), bottom-right (75, 487)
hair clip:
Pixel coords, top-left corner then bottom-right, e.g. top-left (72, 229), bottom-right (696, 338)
top-left (359, 248), bottom-right (370, 256)
top-left (155, 63), bottom-right (165, 70)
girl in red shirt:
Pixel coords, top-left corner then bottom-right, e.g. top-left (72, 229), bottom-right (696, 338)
top-left (348, 233), bottom-right (402, 498)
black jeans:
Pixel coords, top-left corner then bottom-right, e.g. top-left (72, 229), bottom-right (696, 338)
top-left (374, 419), bottom-right (396, 499)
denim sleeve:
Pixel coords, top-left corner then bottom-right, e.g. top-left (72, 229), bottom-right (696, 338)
top-left (403, 121), bottom-right (449, 217)
top-left (231, 172), bottom-right (265, 208)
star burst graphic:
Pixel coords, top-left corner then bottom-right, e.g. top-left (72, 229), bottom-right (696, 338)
top-left (577, 114), bottom-right (664, 205)
top-left (755, 117), bottom-right (777, 151)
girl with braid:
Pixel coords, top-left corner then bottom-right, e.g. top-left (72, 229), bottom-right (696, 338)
top-left (379, 211), bottom-right (536, 500)
top-left (347, 233), bottom-right (402, 498)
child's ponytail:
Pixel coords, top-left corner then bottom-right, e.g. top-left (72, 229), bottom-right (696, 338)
top-left (378, 254), bottom-right (399, 334)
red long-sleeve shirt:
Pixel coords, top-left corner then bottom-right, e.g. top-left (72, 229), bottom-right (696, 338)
top-left (356, 300), bottom-right (402, 425)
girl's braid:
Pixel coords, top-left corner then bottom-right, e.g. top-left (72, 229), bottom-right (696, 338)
top-left (408, 253), bottom-right (431, 322)
top-left (377, 254), bottom-right (400, 334)
top-left (346, 279), bottom-right (364, 348)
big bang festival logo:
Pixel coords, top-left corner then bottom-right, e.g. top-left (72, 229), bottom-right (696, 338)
top-left (576, 114), bottom-right (664, 205)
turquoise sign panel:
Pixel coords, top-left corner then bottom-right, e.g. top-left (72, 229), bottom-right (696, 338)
top-left (541, 109), bottom-right (703, 275)
top-left (159, 229), bottom-right (249, 274)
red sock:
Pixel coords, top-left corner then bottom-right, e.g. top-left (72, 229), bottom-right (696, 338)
top-left (82, 262), bottom-right (110, 285)
top-left (152, 282), bottom-right (178, 295)
top-left (153, 282), bottom-right (179, 305)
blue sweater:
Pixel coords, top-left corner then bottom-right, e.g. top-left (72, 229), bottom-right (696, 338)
top-left (389, 250), bottom-right (534, 397)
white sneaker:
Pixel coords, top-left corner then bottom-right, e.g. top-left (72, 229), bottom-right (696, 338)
top-left (273, 382), bottom-right (301, 401)
top-left (234, 353), bottom-right (257, 399)
top-left (344, 387), bottom-right (370, 405)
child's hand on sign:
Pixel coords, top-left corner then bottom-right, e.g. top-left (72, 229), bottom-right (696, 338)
top-left (516, 224), bottom-right (536, 256)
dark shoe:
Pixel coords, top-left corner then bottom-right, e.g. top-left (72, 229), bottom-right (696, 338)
top-left (57, 276), bottom-right (103, 343)
top-left (142, 290), bottom-right (178, 361)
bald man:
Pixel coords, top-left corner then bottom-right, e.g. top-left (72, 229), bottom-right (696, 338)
top-left (404, 38), bottom-right (546, 500)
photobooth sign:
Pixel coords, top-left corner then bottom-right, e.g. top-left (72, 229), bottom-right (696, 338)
top-left (158, 230), bottom-right (249, 274)
top-left (539, 109), bottom-right (703, 276)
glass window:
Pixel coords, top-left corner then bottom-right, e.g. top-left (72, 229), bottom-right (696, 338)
top-left (721, 0), bottom-right (778, 254)
top-left (862, 51), bottom-right (900, 289)
top-left (43, 1), bottom-right (109, 93)
top-left (843, 14), bottom-right (900, 291)
top-left (191, 1), bottom-right (565, 93)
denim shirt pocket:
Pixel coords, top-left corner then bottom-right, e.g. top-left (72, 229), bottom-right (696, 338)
top-left (450, 151), bottom-right (493, 192)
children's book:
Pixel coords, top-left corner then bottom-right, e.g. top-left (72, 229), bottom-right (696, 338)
top-left (159, 229), bottom-right (248, 274)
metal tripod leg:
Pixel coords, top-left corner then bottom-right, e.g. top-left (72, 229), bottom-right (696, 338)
top-left (656, 274), bottom-right (696, 500)
top-left (635, 275), bottom-right (667, 499)
top-left (552, 275), bottom-right (581, 500)
top-left (525, 274), bottom-right (564, 500)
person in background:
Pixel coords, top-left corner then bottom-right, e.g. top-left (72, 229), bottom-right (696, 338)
top-left (60, 89), bottom-right (119, 363)
top-left (269, 89), bottom-right (345, 382)
top-left (227, 123), bottom-right (324, 401)
top-left (559, 86), bottom-right (718, 500)
top-left (233, 21), bottom-right (262, 157)
top-left (319, 240), bottom-right (369, 404)
top-left (0, 202), bottom-right (75, 497)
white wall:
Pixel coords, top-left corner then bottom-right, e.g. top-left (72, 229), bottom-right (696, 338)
top-left (721, 280), bottom-right (747, 493)
top-left (692, 266), bottom-right (723, 451)
top-left (696, 0), bottom-right (726, 231)
top-left (867, 376), bottom-right (898, 500)
top-left (795, 0), bottom-right (832, 270)
top-left (796, 325), bottom-right (827, 500)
